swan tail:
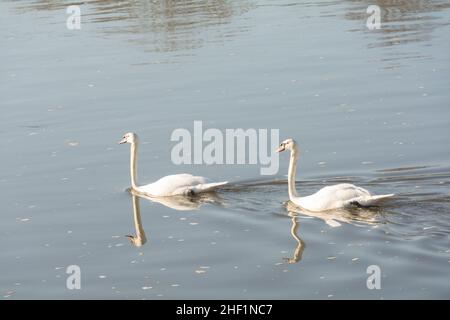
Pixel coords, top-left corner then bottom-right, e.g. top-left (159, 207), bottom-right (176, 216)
top-left (348, 194), bottom-right (395, 207)
top-left (191, 181), bottom-right (228, 194)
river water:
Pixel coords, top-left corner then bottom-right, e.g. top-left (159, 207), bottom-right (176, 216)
top-left (1, 0), bottom-right (449, 299)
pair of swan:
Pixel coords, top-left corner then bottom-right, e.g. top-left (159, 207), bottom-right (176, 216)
top-left (119, 132), bottom-right (393, 211)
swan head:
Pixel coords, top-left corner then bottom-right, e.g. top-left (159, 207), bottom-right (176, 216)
top-left (119, 132), bottom-right (139, 145)
top-left (276, 138), bottom-right (297, 153)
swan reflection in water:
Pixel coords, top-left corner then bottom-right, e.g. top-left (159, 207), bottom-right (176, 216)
top-left (282, 201), bottom-right (383, 263)
top-left (282, 211), bottom-right (306, 264)
top-left (125, 189), bottom-right (226, 247)
top-left (126, 193), bottom-right (147, 247)
top-left (129, 188), bottom-right (226, 211)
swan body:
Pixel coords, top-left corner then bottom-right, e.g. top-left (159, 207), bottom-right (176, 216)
top-left (277, 139), bottom-right (394, 212)
top-left (119, 132), bottom-right (227, 197)
top-left (135, 174), bottom-right (227, 197)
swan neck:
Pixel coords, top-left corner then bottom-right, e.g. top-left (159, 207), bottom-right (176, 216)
top-left (130, 141), bottom-right (139, 190)
top-left (288, 148), bottom-right (299, 199)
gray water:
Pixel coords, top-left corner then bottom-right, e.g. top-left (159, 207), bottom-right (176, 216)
top-left (1, 0), bottom-right (450, 299)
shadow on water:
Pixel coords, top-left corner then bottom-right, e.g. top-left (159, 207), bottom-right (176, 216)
top-left (343, 0), bottom-right (450, 67)
top-left (344, 0), bottom-right (450, 45)
top-left (12, 0), bottom-right (254, 52)
top-left (8, 0), bottom-right (450, 68)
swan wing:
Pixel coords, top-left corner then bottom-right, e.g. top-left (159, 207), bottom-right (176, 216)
top-left (190, 181), bottom-right (228, 193)
top-left (344, 193), bottom-right (395, 207)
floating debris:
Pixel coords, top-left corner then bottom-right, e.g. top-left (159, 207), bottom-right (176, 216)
top-left (66, 141), bottom-right (79, 147)
top-left (327, 256), bottom-right (337, 261)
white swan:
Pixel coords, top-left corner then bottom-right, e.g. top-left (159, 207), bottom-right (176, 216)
top-left (119, 132), bottom-right (227, 197)
top-left (277, 138), bottom-right (394, 212)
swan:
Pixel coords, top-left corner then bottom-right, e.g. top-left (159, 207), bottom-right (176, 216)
top-left (119, 132), bottom-right (228, 197)
top-left (277, 138), bottom-right (394, 212)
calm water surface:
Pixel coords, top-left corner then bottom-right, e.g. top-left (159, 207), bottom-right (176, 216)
top-left (1, 0), bottom-right (450, 299)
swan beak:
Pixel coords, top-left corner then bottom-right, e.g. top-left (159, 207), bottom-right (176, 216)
top-left (118, 138), bottom-right (127, 144)
top-left (276, 145), bottom-right (285, 153)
